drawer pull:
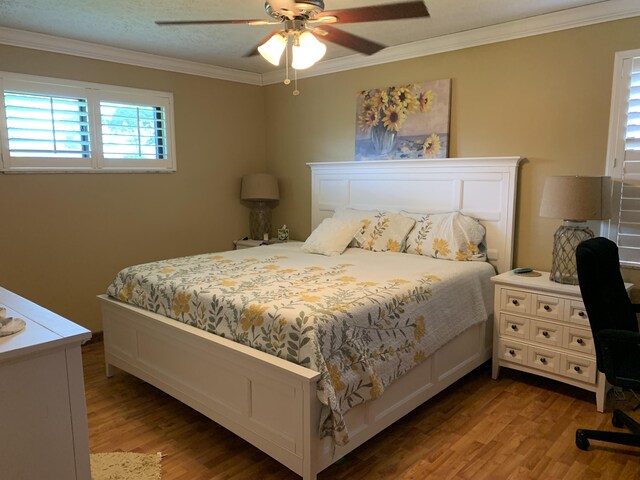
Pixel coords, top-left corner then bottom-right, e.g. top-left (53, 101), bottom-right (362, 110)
top-left (512, 299), bottom-right (519, 306)
top-left (511, 325), bottom-right (518, 331)
top-left (544, 305), bottom-right (551, 311)
top-left (542, 331), bottom-right (550, 338)
top-left (574, 366), bottom-right (582, 373)
top-left (576, 338), bottom-right (584, 345)
top-left (578, 311), bottom-right (586, 317)
top-left (509, 349), bottom-right (516, 356)
top-left (540, 357), bottom-right (547, 364)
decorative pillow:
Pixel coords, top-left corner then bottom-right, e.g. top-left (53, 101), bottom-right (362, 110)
top-left (331, 208), bottom-right (378, 247)
top-left (332, 208), bottom-right (415, 253)
top-left (402, 211), bottom-right (487, 261)
top-left (301, 218), bottom-right (363, 256)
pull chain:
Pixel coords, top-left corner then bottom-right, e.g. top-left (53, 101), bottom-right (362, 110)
top-left (293, 69), bottom-right (300, 96)
top-left (283, 39), bottom-right (291, 86)
top-left (281, 32), bottom-right (300, 96)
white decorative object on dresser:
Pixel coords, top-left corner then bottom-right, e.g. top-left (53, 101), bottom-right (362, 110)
top-left (491, 271), bottom-right (632, 412)
top-left (0, 287), bottom-right (92, 480)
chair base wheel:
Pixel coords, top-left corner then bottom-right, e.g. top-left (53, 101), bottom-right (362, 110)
top-left (576, 430), bottom-right (590, 450)
top-left (612, 410), bottom-right (625, 428)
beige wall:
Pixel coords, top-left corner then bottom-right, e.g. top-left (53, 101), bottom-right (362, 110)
top-left (2, 17), bottom-right (640, 332)
top-left (265, 17), bottom-right (640, 290)
top-left (0, 45), bottom-right (267, 332)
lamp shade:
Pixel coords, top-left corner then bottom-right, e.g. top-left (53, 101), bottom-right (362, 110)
top-left (539, 176), bottom-right (612, 221)
top-left (241, 173), bottom-right (279, 201)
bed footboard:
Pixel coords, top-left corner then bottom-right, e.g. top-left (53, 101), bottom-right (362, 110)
top-left (100, 296), bottom-right (322, 479)
top-left (100, 295), bottom-right (492, 479)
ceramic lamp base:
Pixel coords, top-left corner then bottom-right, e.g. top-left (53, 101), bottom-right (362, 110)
top-left (549, 221), bottom-right (594, 285)
top-left (249, 202), bottom-right (272, 240)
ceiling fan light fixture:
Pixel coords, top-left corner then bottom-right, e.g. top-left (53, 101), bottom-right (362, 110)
top-left (257, 33), bottom-right (287, 66)
top-left (291, 31), bottom-right (326, 70)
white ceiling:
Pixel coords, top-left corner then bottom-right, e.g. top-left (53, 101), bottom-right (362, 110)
top-left (0, 0), bottom-right (637, 77)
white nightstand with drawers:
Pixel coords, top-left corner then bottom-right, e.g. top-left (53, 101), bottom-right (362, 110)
top-left (491, 271), bottom-right (632, 412)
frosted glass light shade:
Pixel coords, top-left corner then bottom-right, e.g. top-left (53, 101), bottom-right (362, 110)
top-left (258, 34), bottom-right (287, 66)
top-left (292, 31), bottom-right (326, 70)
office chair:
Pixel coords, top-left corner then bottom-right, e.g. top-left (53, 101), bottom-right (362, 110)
top-left (575, 237), bottom-right (640, 450)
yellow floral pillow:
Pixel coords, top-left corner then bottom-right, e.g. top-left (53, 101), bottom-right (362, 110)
top-left (402, 211), bottom-right (486, 261)
top-left (332, 208), bottom-right (415, 252)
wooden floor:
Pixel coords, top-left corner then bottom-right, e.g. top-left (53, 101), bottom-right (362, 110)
top-left (83, 340), bottom-right (640, 479)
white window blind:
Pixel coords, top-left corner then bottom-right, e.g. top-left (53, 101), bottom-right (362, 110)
top-left (0, 72), bottom-right (176, 173)
top-left (626, 59), bottom-right (640, 151)
top-left (4, 92), bottom-right (91, 158)
top-left (100, 102), bottom-right (166, 160)
top-left (606, 53), bottom-right (640, 266)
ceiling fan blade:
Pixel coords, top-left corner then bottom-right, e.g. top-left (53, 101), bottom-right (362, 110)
top-left (244, 31), bottom-right (282, 57)
top-left (155, 19), bottom-right (265, 26)
top-left (318, 1), bottom-right (429, 25)
top-left (316, 25), bottom-right (386, 56)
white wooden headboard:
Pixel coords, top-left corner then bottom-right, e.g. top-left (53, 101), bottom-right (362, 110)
top-left (307, 157), bottom-right (522, 274)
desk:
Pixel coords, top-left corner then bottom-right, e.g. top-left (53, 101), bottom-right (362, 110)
top-left (0, 287), bottom-right (92, 479)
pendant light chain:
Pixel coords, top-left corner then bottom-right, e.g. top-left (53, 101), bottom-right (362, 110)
top-left (283, 37), bottom-right (291, 86)
top-left (293, 69), bottom-right (300, 96)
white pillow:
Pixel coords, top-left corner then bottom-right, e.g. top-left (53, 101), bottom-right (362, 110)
top-left (332, 208), bottom-right (415, 252)
top-left (301, 218), bottom-right (363, 256)
top-left (402, 211), bottom-right (487, 261)
top-left (331, 208), bottom-right (377, 247)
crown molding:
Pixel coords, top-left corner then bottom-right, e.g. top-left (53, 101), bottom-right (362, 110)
top-left (0, 27), bottom-right (263, 86)
top-left (0, 0), bottom-right (638, 87)
top-left (262, 0), bottom-right (640, 85)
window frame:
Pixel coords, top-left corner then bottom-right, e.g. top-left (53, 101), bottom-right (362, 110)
top-left (0, 72), bottom-right (176, 173)
top-left (604, 48), bottom-right (640, 267)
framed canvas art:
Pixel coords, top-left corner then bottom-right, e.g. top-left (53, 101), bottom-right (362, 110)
top-left (355, 79), bottom-right (451, 161)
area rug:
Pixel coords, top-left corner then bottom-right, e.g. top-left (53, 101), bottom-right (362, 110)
top-left (90, 452), bottom-right (162, 480)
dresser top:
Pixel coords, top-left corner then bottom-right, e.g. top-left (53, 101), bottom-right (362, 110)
top-left (491, 270), bottom-right (633, 296)
top-left (0, 287), bottom-right (91, 362)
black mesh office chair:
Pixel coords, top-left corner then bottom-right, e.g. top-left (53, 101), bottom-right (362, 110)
top-left (575, 237), bottom-right (640, 450)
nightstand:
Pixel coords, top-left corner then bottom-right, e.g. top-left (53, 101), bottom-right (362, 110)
top-left (234, 239), bottom-right (265, 249)
top-left (234, 238), bottom-right (287, 250)
top-left (491, 271), bottom-right (632, 412)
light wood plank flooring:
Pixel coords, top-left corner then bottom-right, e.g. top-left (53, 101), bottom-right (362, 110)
top-left (83, 341), bottom-right (640, 479)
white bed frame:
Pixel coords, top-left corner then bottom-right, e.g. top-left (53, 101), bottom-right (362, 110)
top-left (99, 157), bottom-right (522, 480)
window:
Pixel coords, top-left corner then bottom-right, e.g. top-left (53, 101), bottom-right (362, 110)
top-left (0, 72), bottom-right (175, 172)
top-left (605, 49), bottom-right (640, 266)
top-left (100, 102), bottom-right (165, 160)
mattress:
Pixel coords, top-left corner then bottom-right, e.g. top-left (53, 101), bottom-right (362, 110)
top-left (106, 242), bottom-right (495, 445)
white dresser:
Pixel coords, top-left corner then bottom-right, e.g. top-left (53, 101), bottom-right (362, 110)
top-left (0, 287), bottom-right (92, 480)
top-left (491, 271), bottom-right (632, 412)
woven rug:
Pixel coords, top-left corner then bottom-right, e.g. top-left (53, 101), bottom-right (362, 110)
top-left (90, 452), bottom-right (162, 480)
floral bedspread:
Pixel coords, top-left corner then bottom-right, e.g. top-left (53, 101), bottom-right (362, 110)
top-left (107, 243), bottom-right (494, 445)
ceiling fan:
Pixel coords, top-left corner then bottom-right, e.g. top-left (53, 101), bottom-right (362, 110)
top-left (156, 1), bottom-right (430, 94)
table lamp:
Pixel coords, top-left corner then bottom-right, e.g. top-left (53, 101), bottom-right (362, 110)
top-left (241, 173), bottom-right (280, 240)
top-left (539, 175), bottom-right (611, 285)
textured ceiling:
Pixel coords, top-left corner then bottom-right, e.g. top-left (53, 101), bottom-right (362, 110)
top-left (0, 0), bottom-right (614, 74)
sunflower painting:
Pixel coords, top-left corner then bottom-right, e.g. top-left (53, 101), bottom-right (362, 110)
top-left (355, 79), bottom-right (451, 161)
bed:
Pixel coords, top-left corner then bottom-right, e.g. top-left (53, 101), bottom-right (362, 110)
top-left (99, 157), bottom-right (522, 480)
